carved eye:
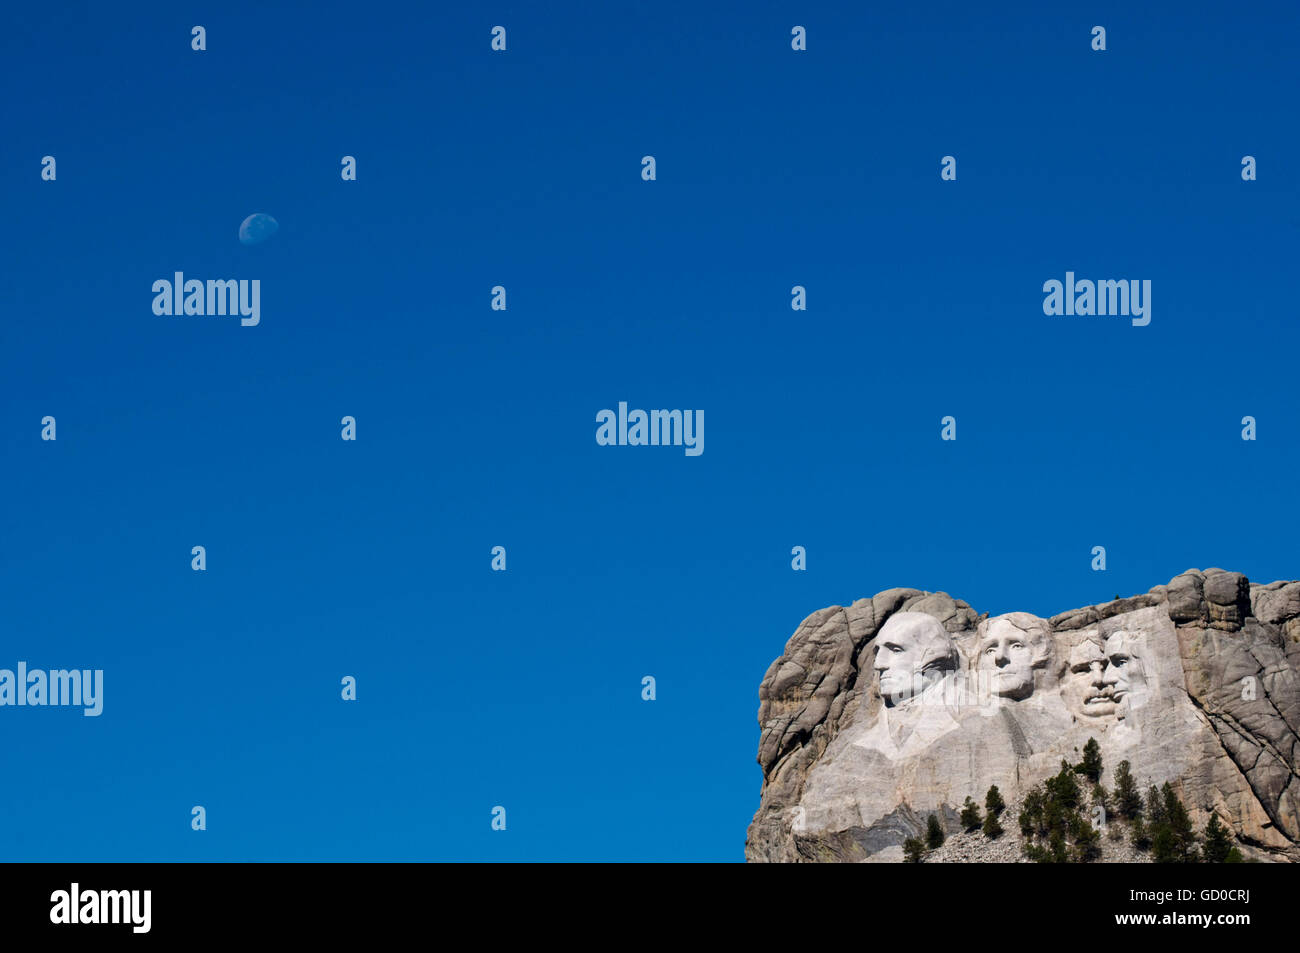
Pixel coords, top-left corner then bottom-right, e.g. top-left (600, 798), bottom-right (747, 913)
top-left (1112, 656), bottom-right (1128, 667)
top-left (1011, 642), bottom-right (1024, 650)
top-left (985, 646), bottom-right (996, 655)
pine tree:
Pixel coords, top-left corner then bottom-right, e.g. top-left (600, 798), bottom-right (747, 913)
top-left (985, 784), bottom-right (1005, 817)
top-left (1048, 760), bottom-right (1081, 809)
top-left (1131, 815), bottom-right (1151, 851)
top-left (1069, 813), bottom-right (1101, 863)
top-left (1203, 813), bottom-right (1233, 863)
top-left (1113, 760), bottom-right (1142, 819)
top-left (1018, 807), bottom-right (1034, 837)
top-left (1145, 785), bottom-right (1166, 826)
top-left (1162, 783), bottom-right (1199, 862)
top-left (1151, 824), bottom-right (1178, 863)
top-left (1076, 737), bottom-right (1103, 783)
top-left (1023, 843), bottom-right (1051, 863)
top-left (960, 797), bottom-right (982, 832)
top-left (903, 837), bottom-right (925, 863)
top-left (983, 809), bottom-right (1004, 839)
top-left (925, 813), bottom-right (945, 850)
top-left (1091, 783), bottom-right (1111, 819)
top-left (1049, 831), bottom-right (1069, 863)
top-left (1043, 797), bottom-right (1066, 839)
top-left (1021, 787), bottom-right (1044, 836)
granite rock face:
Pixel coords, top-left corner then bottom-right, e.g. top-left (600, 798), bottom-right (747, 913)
top-left (746, 570), bottom-right (1300, 862)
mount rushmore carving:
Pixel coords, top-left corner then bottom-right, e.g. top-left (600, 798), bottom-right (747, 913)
top-left (746, 569), bottom-right (1300, 862)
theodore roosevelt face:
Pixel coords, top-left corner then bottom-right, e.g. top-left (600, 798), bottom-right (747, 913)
top-left (1065, 638), bottom-right (1116, 719)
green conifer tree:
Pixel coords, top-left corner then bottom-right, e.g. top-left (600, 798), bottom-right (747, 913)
top-left (1049, 831), bottom-right (1068, 863)
top-left (985, 784), bottom-right (1005, 817)
top-left (1091, 783), bottom-right (1111, 818)
top-left (1021, 787), bottom-right (1044, 837)
top-left (903, 837), bottom-right (925, 863)
top-left (983, 809), bottom-right (1004, 839)
top-left (1161, 783), bottom-right (1199, 862)
top-left (1130, 815), bottom-right (1151, 851)
top-left (1112, 760), bottom-right (1142, 819)
top-left (1146, 785), bottom-right (1166, 825)
top-left (1076, 737), bottom-right (1103, 783)
top-left (925, 813), bottom-right (945, 850)
top-left (1048, 760), bottom-right (1081, 810)
top-left (1203, 813), bottom-right (1233, 864)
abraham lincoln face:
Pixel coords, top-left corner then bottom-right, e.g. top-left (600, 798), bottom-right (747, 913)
top-left (1101, 631), bottom-right (1149, 714)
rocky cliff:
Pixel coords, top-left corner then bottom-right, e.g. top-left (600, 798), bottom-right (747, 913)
top-left (746, 569), bottom-right (1300, 862)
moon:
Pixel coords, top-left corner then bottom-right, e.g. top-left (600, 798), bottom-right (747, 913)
top-left (238, 213), bottom-right (279, 245)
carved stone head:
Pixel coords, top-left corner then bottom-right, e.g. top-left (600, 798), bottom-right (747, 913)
top-left (975, 612), bottom-right (1052, 700)
top-left (1063, 634), bottom-right (1117, 720)
top-left (1102, 630), bottom-right (1149, 717)
top-left (872, 612), bottom-right (959, 708)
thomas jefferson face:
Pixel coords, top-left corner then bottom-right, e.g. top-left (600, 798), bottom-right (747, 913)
top-left (873, 612), bottom-right (957, 708)
top-left (1102, 632), bottom-right (1147, 708)
top-left (977, 615), bottom-right (1048, 700)
top-left (1064, 638), bottom-right (1116, 719)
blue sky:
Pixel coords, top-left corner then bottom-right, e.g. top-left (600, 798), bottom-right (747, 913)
top-left (2, 0), bottom-right (1297, 861)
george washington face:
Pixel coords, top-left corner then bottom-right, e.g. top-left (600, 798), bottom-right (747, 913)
top-left (873, 612), bottom-right (958, 708)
